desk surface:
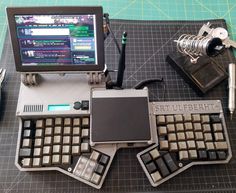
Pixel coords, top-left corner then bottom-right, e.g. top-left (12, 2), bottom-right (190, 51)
top-left (0, 0), bottom-right (236, 57)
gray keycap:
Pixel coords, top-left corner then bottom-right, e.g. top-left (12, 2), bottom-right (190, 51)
top-left (184, 122), bottom-right (193, 131)
top-left (187, 140), bottom-right (196, 149)
top-left (19, 149), bottom-right (30, 159)
top-left (72, 136), bottom-right (81, 145)
top-left (176, 123), bottom-right (184, 132)
top-left (169, 142), bottom-right (178, 152)
top-left (33, 148), bottom-right (42, 157)
top-left (166, 115), bottom-right (174, 123)
top-left (90, 151), bottom-right (101, 161)
top-left (34, 138), bottom-right (43, 147)
top-left (214, 132), bottom-right (224, 141)
top-left (53, 135), bottom-right (62, 144)
top-left (178, 141), bottom-right (187, 150)
top-left (42, 156), bottom-right (51, 165)
top-left (73, 127), bottom-right (81, 135)
top-left (177, 132), bottom-right (185, 141)
top-left (62, 155), bottom-right (71, 164)
top-left (192, 114), bottom-right (201, 122)
top-left (22, 158), bottom-right (32, 167)
top-left (36, 120), bottom-right (44, 128)
top-left (62, 145), bottom-right (71, 154)
top-left (214, 141), bottom-right (228, 150)
top-left (55, 118), bottom-right (62, 125)
top-left (159, 140), bottom-right (169, 150)
top-left (151, 171), bottom-right (162, 183)
top-left (91, 173), bottom-right (102, 185)
top-left (73, 118), bottom-right (81, 126)
top-left (44, 136), bottom-right (52, 145)
top-left (158, 126), bottom-right (167, 136)
top-left (63, 136), bottom-right (71, 145)
top-left (54, 126), bottom-right (62, 135)
top-left (64, 118), bottom-right (72, 126)
top-left (195, 132), bottom-right (204, 140)
top-left (43, 146), bottom-right (52, 155)
top-left (33, 157), bottom-right (41, 167)
top-left (149, 148), bottom-right (160, 159)
top-left (202, 124), bottom-right (211, 133)
top-left (23, 120), bottom-right (32, 129)
top-left (81, 129), bottom-right (89, 138)
top-left (174, 114), bottom-right (183, 122)
top-left (179, 150), bottom-right (189, 160)
top-left (53, 145), bottom-right (61, 154)
top-left (45, 127), bottom-right (53, 136)
top-left (23, 129), bottom-right (32, 138)
top-left (189, 150), bottom-right (198, 159)
top-left (213, 123), bottom-right (223, 132)
top-left (196, 141), bottom-right (205, 149)
top-left (193, 123), bottom-right (202, 131)
top-left (22, 139), bottom-right (32, 148)
top-left (81, 142), bottom-right (90, 153)
top-left (156, 115), bottom-right (165, 125)
top-left (35, 129), bottom-right (44, 138)
top-left (201, 115), bottom-right (210, 123)
top-left (82, 117), bottom-right (89, 127)
top-left (204, 133), bottom-right (213, 142)
top-left (206, 142), bottom-right (215, 150)
top-left (63, 126), bottom-right (72, 135)
top-left (52, 154), bottom-right (61, 164)
top-left (72, 146), bottom-right (81, 155)
top-left (168, 133), bottom-right (177, 142)
top-left (167, 124), bottom-right (175, 133)
top-left (46, 118), bottom-right (53, 126)
top-left (183, 114), bottom-right (192, 122)
top-left (186, 131), bottom-right (194, 140)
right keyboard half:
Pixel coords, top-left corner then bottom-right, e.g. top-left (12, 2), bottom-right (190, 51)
top-left (137, 100), bottom-right (232, 187)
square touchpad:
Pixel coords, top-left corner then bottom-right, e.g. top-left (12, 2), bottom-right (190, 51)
top-left (91, 89), bottom-right (151, 144)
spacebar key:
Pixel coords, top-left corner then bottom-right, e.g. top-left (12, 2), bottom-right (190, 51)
top-left (155, 157), bottom-right (170, 177)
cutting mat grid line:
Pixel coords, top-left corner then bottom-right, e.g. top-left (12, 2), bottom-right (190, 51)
top-left (0, 18), bottom-right (236, 193)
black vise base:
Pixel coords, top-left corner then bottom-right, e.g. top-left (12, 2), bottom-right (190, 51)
top-left (166, 52), bottom-right (228, 96)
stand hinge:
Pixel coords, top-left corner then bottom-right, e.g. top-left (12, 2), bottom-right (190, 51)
top-left (88, 72), bottom-right (104, 84)
top-left (21, 73), bottom-right (41, 86)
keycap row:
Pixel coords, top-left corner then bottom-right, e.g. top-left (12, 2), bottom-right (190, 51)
top-left (23, 117), bottom-right (90, 129)
top-left (158, 123), bottom-right (223, 134)
top-left (156, 114), bottom-right (221, 125)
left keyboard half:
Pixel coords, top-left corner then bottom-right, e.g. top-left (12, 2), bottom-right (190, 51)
top-left (16, 117), bottom-right (115, 189)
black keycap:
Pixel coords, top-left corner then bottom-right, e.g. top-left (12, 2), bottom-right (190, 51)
top-left (217, 151), bottom-right (227, 160)
top-left (95, 164), bottom-right (105, 175)
top-left (155, 158), bottom-right (170, 177)
top-left (81, 100), bottom-right (89, 110)
top-left (146, 161), bottom-right (157, 173)
top-left (99, 154), bottom-right (110, 165)
top-left (198, 150), bottom-right (207, 159)
top-left (208, 151), bottom-right (217, 160)
top-left (23, 129), bottom-right (32, 138)
top-left (210, 114), bottom-right (221, 123)
top-left (23, 120), bottom-right (32, 129)
top-left (19, 148), bottom-right (32, 157)
top-left (141, 153), bottom-right (152, 164)
top-left (163, 153), bottom-right (178, 172)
